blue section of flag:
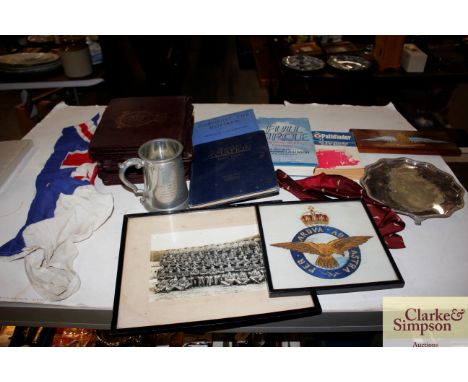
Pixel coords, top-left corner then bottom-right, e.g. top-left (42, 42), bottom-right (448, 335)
top-left (0, 114), bottom-right (100, 257)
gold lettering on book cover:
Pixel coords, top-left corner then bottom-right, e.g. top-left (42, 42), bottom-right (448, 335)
top-left (116, 111), bottom-right (168, 129)
top-left (208, 143), bottom-right (251, 160)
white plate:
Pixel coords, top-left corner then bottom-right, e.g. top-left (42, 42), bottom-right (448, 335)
top-left (27, 35), bottom-right (56, 44)
top-left (0, 60), bottom-right (61, 74)
top-left (0, 52), bottom-right (59, 67)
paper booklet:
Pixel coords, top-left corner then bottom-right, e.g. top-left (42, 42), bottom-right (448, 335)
top-left (312, 131), bottom-right (364, 180)
top-left (192, 109), bottom-right (259, 146)
top-left (257, 117), bottom-right (317, 177)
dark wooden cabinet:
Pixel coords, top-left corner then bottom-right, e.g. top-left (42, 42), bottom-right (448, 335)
top-left (252, 36), bottom-right (468, 128)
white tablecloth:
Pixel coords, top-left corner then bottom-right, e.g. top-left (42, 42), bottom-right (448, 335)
top-left (0, 102), bottom-right (467, 319)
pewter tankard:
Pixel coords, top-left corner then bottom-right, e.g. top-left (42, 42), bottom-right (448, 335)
top-left (118, 138), bottom-right (188, 212)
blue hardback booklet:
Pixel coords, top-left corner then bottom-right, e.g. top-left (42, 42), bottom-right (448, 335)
top-left (189, 131), bottom-right (279, 208)
top-left (192, 109), bottom-right (259, 146)
top-left (257, 117), bottom-right (317, 177)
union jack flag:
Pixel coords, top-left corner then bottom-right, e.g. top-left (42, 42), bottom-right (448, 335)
top-left (0, 113), bottom-right (101, 257)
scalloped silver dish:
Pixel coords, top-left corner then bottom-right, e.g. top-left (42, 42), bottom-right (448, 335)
top-left (361, 157), bottom-right (465, 224)
top-left (282, 55), bottom-right (325, 72)
top-left (327, 55), bottom-right (372, 71)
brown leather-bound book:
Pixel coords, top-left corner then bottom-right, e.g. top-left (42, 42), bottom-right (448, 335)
top-left (89, 97), bottom-right (193, 184)
top-left (90, 96), bottom-right (193, 159)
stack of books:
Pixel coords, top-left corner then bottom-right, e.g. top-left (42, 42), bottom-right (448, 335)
top-left (89, 97), bottom-right (194, 185)
top-left (189, 109), bottom-right (279, 208)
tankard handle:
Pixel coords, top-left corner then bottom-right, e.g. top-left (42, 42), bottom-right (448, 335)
top-left (118, 158), bottom-right (144, 196)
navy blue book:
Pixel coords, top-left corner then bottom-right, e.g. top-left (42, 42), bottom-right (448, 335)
top-left (192, 109), bottom-right (259, 146)
top-left (189, 131), bottom-right (279, 208)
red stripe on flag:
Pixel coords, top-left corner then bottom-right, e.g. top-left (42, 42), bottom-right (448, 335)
top-left (62, 152), bottom-right (93, 167)
top-left (79, 123), bottom-right (94, 141)
top-left (89, 164), bottom-right (98, 184)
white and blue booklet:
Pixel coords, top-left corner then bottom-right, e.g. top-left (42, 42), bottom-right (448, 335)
top-left (257, 117), bottom-right (317, 177)
top-left (192, 109), bottom-right (259, 146)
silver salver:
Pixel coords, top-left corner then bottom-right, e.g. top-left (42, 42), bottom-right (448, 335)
top-left (282, 55), bottom-right (325, 72)
top-left (327, 55), bottom-right (372, 71)
top-left (361, 157), bottom-right (465, 224)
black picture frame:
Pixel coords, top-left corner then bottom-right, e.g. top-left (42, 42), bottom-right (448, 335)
top-left (257, 200), bottom-right (405, 295)
top-left (111, 204), bottom-right (321, 335)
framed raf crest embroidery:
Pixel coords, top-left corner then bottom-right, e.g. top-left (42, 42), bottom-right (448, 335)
top-left (257, 200), bottom-right (404, 294)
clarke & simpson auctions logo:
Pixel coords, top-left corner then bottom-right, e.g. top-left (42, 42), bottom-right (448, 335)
top-left (383, 297), bottom-right (468, 347)
top-left (393, 308), bottom-right (465, 336)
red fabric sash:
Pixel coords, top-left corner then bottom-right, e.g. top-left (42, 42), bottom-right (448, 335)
top-left (276, 170), bottom-right (406, 249)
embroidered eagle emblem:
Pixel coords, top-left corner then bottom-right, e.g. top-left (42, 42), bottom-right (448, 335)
top-left (271, 236), bottom-right (372, 269)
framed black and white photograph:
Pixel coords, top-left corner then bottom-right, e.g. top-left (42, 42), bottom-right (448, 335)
top-left (111, 205), bottom-right (321, 335)
top-left (257, 200), bottom-right (404, 295)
